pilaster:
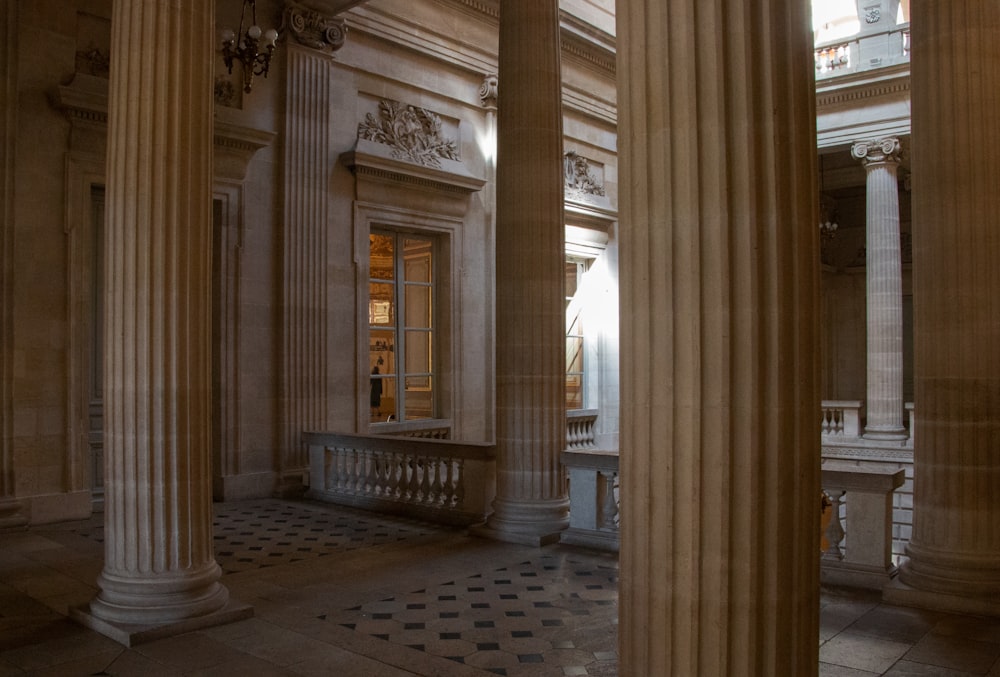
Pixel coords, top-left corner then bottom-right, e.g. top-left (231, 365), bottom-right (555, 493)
top-left (480, 0), bottom-right (569, 545)
top-left (71, 0), bottom-right (248, 644)
top-left (617, 0), bottom-right (820, 674)
top-left (885, 0), bottom-right (1000, 616)
top-left (852, 137), bottom-right (907, 440)
top-left (278, 1), bottom-right (346, 493)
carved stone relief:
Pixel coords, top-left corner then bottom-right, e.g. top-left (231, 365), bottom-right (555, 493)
top-left (564, 150), bottom-right (606, 198)
top-left (358, 99), bottom-right (461, 168)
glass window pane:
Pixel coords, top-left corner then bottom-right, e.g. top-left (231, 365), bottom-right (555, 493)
top-left (370, 234), bottom-right (395, 280)
top-left (404, 376), bottom-right (433, 420)
top-left (566, 374), bottom-right (583, 410)
top-left (370, 329), bottom-right (395, 376)
top-left (405, 330), bottom-right (432, 375)
top-left (403, 239), bottom-right (432, 283)
top-left (369, 282), bottom-right (395, 325)
top-left (565, 260), bottom-right (580, 299)
top-left (566, 336), bottom-right (583, 373)
top-left (404, 284), bottom-right (432, 328)
top-left (371, 375), bottom-right (397, 422)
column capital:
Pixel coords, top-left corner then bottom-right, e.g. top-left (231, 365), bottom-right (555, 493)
top-left (852, 137), bottom-right (901, 166)
top-left (281, 1), bottom-right (347, 54)
top-left (479, 73), bottom-right (498, 110)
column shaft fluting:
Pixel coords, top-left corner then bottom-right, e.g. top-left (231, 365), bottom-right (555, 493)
top-left (281, 43), bottom-right (332, 487)
top-left (487, 0), bottom-right (568, 543)
top-left (617, 1), bottom-right (820, 674)
top-left (853, 138), bottom-right (906, 439)
top-left (90, 0), bottom-right (227, 625)
top-left (894, 1), bottom-right (1000, 607)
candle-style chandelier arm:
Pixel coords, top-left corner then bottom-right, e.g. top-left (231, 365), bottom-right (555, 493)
top-left (220, 0), bottom-right (278, 94)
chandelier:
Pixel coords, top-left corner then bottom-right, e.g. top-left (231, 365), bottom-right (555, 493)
top-left (221, 0), bottom-right (278, 94)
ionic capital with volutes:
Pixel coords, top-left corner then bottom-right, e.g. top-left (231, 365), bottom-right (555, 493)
top-left (281, 1), bottom-right (347, 54)
top-left (852, 137), bottom-right (901, 167)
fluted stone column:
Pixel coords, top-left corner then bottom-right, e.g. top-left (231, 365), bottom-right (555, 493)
top-left (71, 0), bottom-right (246, 643)
top-left (482, 0), bottom-right (568, 544)
top-left (617, 1), bottom-right (820, 675)
top-left (853, 138), bottom-right (907, 440)
top-left (885, 1), bottom-right (1000, 616)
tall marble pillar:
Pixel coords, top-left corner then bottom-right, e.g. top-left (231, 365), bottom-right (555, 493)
top-left (72, 0), bottom-right (246, 643)
top-left (885, 1), bottom-right (1000, 616)
top-left (483, 0), bottom-right (569, 544)
top-left (617, 1), bottom-right (821, 674)
top-left (852, 138), bottom-right (907, 440)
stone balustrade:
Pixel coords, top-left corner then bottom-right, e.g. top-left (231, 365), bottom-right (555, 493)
top-left (559, 449), bottom-right (619, 552)
top-left (566, 409), bottom-right (599, 450)
top-left (304, 432), bottom-right (495, 526)
top-left (821, 460), bottom-right (905, 590)
top-left (821, 400), bottom-right (864, 438)
top-left (369, 418), bottom-right (452, 439)
top-left (814, 23), bottom-right (910, 78)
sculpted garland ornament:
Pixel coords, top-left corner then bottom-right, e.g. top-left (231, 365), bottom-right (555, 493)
top-left (359, 99), bottom-right (461, 168)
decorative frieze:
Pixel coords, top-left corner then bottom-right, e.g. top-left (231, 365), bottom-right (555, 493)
top-left (358, 99), bottom-right (460, 168)
top-left (282, 1), bottom-right (347, 54)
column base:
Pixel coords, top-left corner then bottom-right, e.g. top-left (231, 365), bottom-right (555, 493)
top-left (70, 597), bottom-right (253, 647)
top-left (863, 426), bottom-right (909, 441)
top-left (0, 499), bottom-right (27, 528)
top-left (473, 497), bottom-right (569, 546)
top-left (821, 559), bottom-right (898, 591)
top-left (883, 578), bottom-right (1000, 618)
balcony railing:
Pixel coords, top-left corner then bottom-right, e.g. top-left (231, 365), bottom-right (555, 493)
top-left (814, 23), bottom-right (910, 78)
top-left (304, 431), bottom-right (495, 526)
top-left (560, 448), bottom-right (619, 552)
top-left (566, 408), bottom-right (598, 450)
top-left (821, 461), bottom-right (905, 589)
top-left (822, 400), bottom-right (863, 438)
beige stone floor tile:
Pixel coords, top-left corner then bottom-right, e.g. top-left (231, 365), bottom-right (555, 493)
top-left (100, 647), bottom-right (185, 677)
top-left (28, 647), bottom-right (123, 677)
top-left (820, 663), bottom-right (880, 676)
top-left (134, 631), bottom-right (261, 671)
top-left (902, 633), bottom-right (1000, 674)
top-left (883, 660), bottom-right (981, 676)
top-left (820, 631), bottom-right (912, 674)
top-left (0, 624), bottom-right (121, 671)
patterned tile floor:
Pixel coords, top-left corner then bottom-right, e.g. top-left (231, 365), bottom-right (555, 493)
top-left (2, 499), bottom-right (999, 676)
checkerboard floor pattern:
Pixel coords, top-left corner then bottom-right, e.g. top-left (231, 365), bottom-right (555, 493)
top-left (322, 553), bottom-right (619, 676)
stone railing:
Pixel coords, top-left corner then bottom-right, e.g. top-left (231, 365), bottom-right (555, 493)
top-left (566, 408), bottom-right (598, 450)
top-left (821, 400), bottom-right (864, 438)
top-left (560, 449), bottom-right (619, 552)
top-left (303, 431), bottom-right (495, 526)
top-left (821, 460), bottom-right (905, 590)
top-left (814, 22), bottom-right (910, 78)
top-left (370, 418), bottom-right (452, 439)
top-left (815, 41), bottom-right (851, 74)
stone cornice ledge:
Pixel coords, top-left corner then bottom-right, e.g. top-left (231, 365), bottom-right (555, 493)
top-left (341, 139), bottom-right (486, 194)
top-left (54, 74), bottom-right (275, 181)
top-left (816, 63), bottom-right (910, 110)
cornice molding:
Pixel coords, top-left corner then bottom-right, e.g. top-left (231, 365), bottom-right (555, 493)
top-left (816, 64), bottom-right (910, 109)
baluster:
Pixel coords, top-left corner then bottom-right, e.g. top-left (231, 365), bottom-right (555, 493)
top-left (441, 458), bottom-right (456, 508)
top-left (352, 449), bottom-right (363, 494)
top-left (331, 447), bottom-right (344, 491)
top-left (453, 459), bottom-right (465, 509)
top-left (386, 451), bottom-right (400, 499)
top-left (407, 455), bottom-right (421, 503)
top-left (599, 471), bottom-right (619, 529)
top-left (823, 490), bottom-right (846, 560)
top-left (418, 456), bottom-right (432, 504)
top-left (323, 447), bottom-right (334, 491)
top-left (364, 449), bottom-right (377, 495)
top-left (428, 458), bottom-right (443, 506)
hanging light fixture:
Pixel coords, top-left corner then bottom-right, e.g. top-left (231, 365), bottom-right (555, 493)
top-left (221, 0), bottom-right (278, 94)
top-left (818, 155), bottom-right (839, 240)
